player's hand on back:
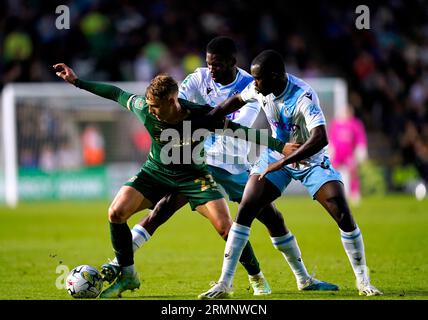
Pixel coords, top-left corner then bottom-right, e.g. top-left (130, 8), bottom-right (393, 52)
top-left (53, 63), bottom-right (77, 84)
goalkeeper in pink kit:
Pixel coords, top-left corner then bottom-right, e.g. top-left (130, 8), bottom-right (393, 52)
top-left (328, 105), bottom-right (368, 205)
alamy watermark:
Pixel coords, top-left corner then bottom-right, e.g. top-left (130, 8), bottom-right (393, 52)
top-left (158, 121), bottom-right (270, 165)
top-left (355, 5), bottom-right (370, 30)
top-left (55, 5), bottom-right (70, 30)
top-left (55, 264), bottom-right (70, 289)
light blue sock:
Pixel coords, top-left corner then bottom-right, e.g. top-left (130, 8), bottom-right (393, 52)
top-left (271, 232), bottom-right (310, 285)
top-left (340, 226), bottom-right (368, 282)
top-left (218, 223), bottom-right (251, 288)
top-left (131, 224), bottom-right (151, 251)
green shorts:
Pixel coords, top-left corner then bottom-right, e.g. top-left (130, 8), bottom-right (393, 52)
top-left (124, 161), bottom-right (224, 210)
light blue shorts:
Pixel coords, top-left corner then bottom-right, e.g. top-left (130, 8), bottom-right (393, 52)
top-left (251, 152), bottom-right (343, 199)
top-left (208, 165), bottom-right (249, 202)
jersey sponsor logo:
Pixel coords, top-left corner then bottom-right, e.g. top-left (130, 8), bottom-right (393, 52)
top-left (291, 124), bottom-right (301, 133)
top-left (206, 87), bottom-right (213, 95)
top-left (269, 119), bottom-right (298, 132)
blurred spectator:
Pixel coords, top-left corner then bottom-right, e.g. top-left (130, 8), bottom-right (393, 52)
top-left (20, 148), bottom-right (38, 169)
top-left (57, 140), bottom-right (82, 170)
top-left (400, 121), bottom-right (428, 184)
top-left (3, 29), bottom-right (33, 62)
top-left (39, 144), bottom-right (57, 172)
top-left (181, 52), bottom-right (203, 76)
top-left (131, 123), bottom-right (151, 156)
top-left (328, 104), bottom-right (368, 204)
top-left (134, 50), bottom-right (156, 82)
top-left (81, 124), bottom-right (105, 166)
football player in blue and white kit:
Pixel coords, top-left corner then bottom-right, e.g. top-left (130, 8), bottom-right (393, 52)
top-left (199, 50), bottom-right (382, 299)
top-left (101, 37), bottom-right (337, 296)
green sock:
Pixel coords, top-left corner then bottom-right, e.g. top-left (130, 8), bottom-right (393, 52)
top-left (109, 222), bottom-right (134, 267)
top-left (239, 240), bottom-right (261, 276)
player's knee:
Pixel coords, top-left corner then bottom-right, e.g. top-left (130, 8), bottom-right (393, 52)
top-left (216, 218), bottom-right (232, 239)
top-left (325, 196), bottom-right (355, 229)
top-left (108, 205), bottom-right (129, 223)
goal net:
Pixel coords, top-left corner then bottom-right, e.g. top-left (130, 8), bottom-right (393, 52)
top-left (0, 78), bottom-right (347, 207)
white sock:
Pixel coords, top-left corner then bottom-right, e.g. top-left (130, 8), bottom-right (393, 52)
top-left (271, 232), bottom-right (310, 285)
top-left (340, 226), bottom-right (368, 283)
top-left (131, 224), bottom-right (151, 251)
top-left (121, 264), bottom-right (136, 276)
top-left (218, 223), bottom-right (251, 288)
top-left (112, 225), bottom-right (151, 266)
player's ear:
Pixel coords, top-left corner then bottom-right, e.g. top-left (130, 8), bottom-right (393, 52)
top-left (168, 96), bottom-right (176, 105)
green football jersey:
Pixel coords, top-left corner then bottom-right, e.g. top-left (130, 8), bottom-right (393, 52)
top-left (124, 94), bottom-right (212, 171)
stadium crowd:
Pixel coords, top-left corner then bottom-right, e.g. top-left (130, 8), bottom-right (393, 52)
top-left (1, 0), bottom-right (428, 187)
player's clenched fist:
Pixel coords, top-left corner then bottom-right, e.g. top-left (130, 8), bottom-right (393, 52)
top-left (53, 63), bottom-right (77, 84)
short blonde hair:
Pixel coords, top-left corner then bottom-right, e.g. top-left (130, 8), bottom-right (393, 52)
top-left (145, 74), bottom-right (178, 100)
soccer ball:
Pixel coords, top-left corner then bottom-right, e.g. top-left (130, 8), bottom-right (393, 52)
top-left (66, 265), bottom-right (103, 298)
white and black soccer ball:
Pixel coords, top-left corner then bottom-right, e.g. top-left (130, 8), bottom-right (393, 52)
top-left (66, 265), bottom-right (103, 298)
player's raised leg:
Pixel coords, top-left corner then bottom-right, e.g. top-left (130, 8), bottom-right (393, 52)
top-left (315, 181), bottom-right (382, 296)
top-left (101, 193), bottom-right (188, 283)
top-left (100, 186), bottom-right (152, 298)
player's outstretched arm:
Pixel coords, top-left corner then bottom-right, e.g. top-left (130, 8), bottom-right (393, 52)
top-left (259, 125), bottom-right (328, 179)
top-left (190, 94), bottom-right (247, 130)
top-left (209, 94), bottom-right (246, 119)
top-left (53, 63), bottom-right (133, 107)
top-left (220, 119), bottom-right (300, 156)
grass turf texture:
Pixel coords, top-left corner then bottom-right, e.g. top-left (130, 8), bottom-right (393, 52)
top-left (0, 195), bottom-right (427, 300)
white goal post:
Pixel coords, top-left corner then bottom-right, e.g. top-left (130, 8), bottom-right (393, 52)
top-left (1, 78), bottom-right (347, 207)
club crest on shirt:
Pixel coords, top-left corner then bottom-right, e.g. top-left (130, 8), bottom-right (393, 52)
top-left (308, 103), bottom-right (321, 116)
top-left (132, 96), bottom-right (145, 110)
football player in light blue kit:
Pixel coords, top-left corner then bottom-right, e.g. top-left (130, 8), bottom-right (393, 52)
top-left (102, 37), bottom-right (337, 295)
top-left (199, 49), bottom-right (382, 299)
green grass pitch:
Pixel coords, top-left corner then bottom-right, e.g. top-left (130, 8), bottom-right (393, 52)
top-left (0, 195), bottom-right (427, 300)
